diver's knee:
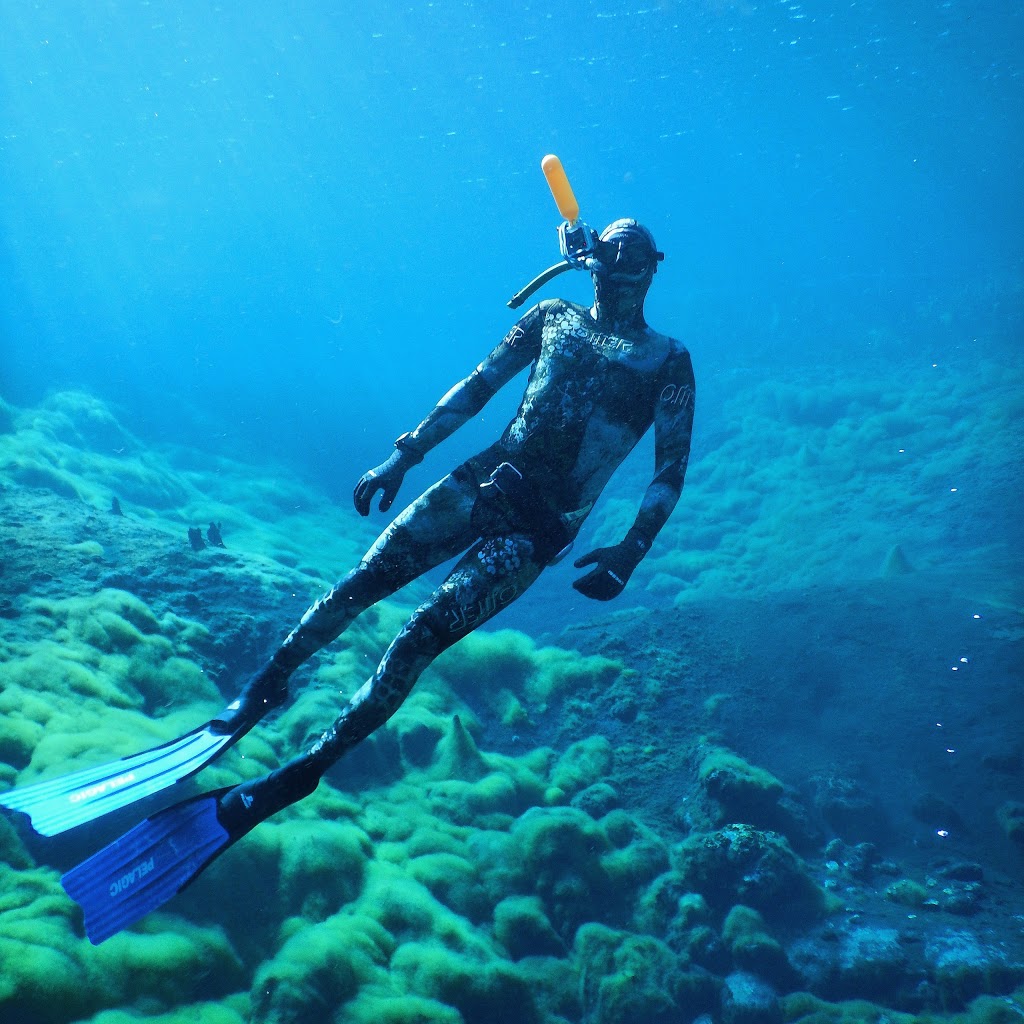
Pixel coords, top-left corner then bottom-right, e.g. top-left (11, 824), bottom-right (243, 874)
top-left (308, 560), bottom-right (391, 620)
top-left (404, 603), bottom-right (455, 650)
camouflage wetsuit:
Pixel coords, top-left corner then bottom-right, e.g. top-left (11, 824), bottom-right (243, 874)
top-left (216, 270), bottom-right (696, 824)
top-left (239, 296), bottom-right (695, 779)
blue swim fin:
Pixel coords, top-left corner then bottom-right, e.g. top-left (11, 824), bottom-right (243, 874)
top-left (61, 790), bottom-right (233, 944)
top-left (62, 757), bottom-right (320, 943)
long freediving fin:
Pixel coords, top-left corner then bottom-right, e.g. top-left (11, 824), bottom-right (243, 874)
top-left (0, 668), bottom-right (290, 837)
top-left (62, 756), bottom-right (321, 943)
top-left (61, 789), bottom-right (234, 944)
top-left (0, 722), bottom-right (239, 837)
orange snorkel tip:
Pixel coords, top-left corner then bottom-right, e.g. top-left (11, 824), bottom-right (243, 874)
top-left (506, 154), bottom-right (590, 309)
top-left (541, 154), bottom-right (580, 225)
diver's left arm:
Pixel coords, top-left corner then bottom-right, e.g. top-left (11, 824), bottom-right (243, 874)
top-left (573, 346), bottom-right (695, 601)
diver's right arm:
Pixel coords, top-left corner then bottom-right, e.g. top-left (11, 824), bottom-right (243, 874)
top-left (354, 301), bottom-right (549, 516)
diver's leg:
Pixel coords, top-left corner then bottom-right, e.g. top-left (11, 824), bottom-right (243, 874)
top-left (220, 530), bottom-right (547, 816)
top-left (228, 471), bottom-right (479, 724)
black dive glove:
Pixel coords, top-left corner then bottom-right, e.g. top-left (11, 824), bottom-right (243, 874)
top-left (572, 528), bottom-right (650, 602)
top-left (354, 435), bottom-right (423, 516)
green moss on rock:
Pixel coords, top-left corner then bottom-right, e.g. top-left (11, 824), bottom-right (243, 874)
top-left (551, 735), bottom-right (613, 796)
top-left (574, 922), bottom-right (717, 1024)
top-left (673, 824), bottom-right (826, 921)
top-left (699, 745), bottom-right (785, 821)
top-left (722, 904), bottom-right (792, 985)
top-left (493, 895), bottom-right (566, 960)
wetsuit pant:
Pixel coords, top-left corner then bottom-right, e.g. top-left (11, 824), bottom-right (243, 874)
top-left (248, 465), bottom-right (547, 779)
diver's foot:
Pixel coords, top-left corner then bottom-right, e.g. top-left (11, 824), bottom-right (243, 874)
top-left (216, 755), bottom-right (322, 837)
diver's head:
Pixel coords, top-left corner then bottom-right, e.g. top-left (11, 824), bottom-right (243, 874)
top-left (589, 219), bottom-right (663, 324)
top-left (589, 219), bottom-right (663, 284)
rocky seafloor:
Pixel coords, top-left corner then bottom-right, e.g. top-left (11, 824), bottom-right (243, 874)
top-left (0, 386), bottom-right (1021, 1024)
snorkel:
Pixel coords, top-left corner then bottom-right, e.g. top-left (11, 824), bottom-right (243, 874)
top-left (507, 156), bottom-right (664, 309)
top-left (507, 155), bottom-right (601, 309)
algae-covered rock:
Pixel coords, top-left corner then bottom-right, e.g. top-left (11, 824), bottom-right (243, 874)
top-left (390, 940), bottom-right (541, 1024)
top-left (778, 991), bottom-right (917, 1024)
top-left (249, 912), bottom-right (392, 1023)
top-left (574, 922), bottom-right (717, 1024)
top-left (0, 862), bottom-right (245, 1023)
top-left (550, 734), bottom-right (613, 797)
top-left (339, 990), bottom-right (463, 1024)
top-left (277, 817), bottom-right (372, 920)
top-left (997, 801), bottom-right (1024, 845)
top-left (432, 627), bottom-right (624, 710)
top-left (926, 929), bottom-right (1024, 1009)
top-left (836, 926), bottom-right (908, 1001)
top-left (673, 824), bottom-right (825, 920)
top-left (431, 714), bottom-right (489, 782)
top-left (94, 918), bottom-right (245, 1007)
top-left (407, 850), bottom-right (488, 922)
top-left (699, 745), bottom-right (784, 821)
top-left (493, 801), bottom-right (671, 936)
top-left (502, 805), bottom-right (613, 937)
top-left (572, 781), bottom-right (620, 818)
top-left (0, 814), bottom-right (33, 870)
top-left (634, 871), bottom-right (712, 942)
top-left (397, 719), bottom-right (444, 767)
top-left (810, 773), bottom-right (886, 844)
top-left (599, 810), bottom-right (670, 893)
top-left (883, 877), bottom-right (930, 909)
top-left (493, 895), bottom-right (566, 959)
top-left (512, 954), bottom-right (581, 1023)
top-left (0, 877), bottom-right (99, 1024)
top-left (722, 905), bottom-right (792, 987)
top-left (73, 1002), bottom-right (249, 1024)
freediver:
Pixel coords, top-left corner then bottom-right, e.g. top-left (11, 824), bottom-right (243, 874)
top-left (217, 217), bottom-right (696, 834)
top-left (4, 214), bottom-right (695, 942)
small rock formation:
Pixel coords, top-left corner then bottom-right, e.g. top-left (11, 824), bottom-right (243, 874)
top-left (881, 544), bottom-right (913, 576)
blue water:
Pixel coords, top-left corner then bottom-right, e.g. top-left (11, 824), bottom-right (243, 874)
top-left (2, 1), bottom-right (1020, 497)
top-left (2, 6), bottom-right (1023, 1020)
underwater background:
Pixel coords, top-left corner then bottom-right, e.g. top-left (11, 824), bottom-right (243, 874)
top-left (1, 2), bottom-right (1021, 1023)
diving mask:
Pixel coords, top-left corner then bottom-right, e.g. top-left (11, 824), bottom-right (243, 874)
top-left (587, 221), bottom-right (665, 281)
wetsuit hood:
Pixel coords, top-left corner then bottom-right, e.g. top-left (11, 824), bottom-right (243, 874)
top-left (590, 219), bottom-right (663, 327)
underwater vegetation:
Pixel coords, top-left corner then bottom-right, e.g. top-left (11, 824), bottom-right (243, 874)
top-left (0, 373), bottom-right (1021, 1024)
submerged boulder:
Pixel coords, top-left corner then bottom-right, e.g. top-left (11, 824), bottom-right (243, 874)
top-left (672, 824), bottom-right (827, 921)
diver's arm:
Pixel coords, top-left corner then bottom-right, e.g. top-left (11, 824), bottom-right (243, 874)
top-left (630, 346), bottom-right (695, 546)
top-left (354, 302), bottom-right (548, 516)
top-left (573, 345), bottom-right (695, 600)
top-left (400, 300), bottom-right (548, 457)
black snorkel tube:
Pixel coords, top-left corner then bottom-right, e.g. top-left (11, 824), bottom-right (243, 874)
top-left (507, 155), bottom-right (600, 309)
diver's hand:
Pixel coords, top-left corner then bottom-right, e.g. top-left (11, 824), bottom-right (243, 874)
top-left (354, 450), bottom-right (414, 516)
top-left (571, 534), bottom-right (648, 601)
